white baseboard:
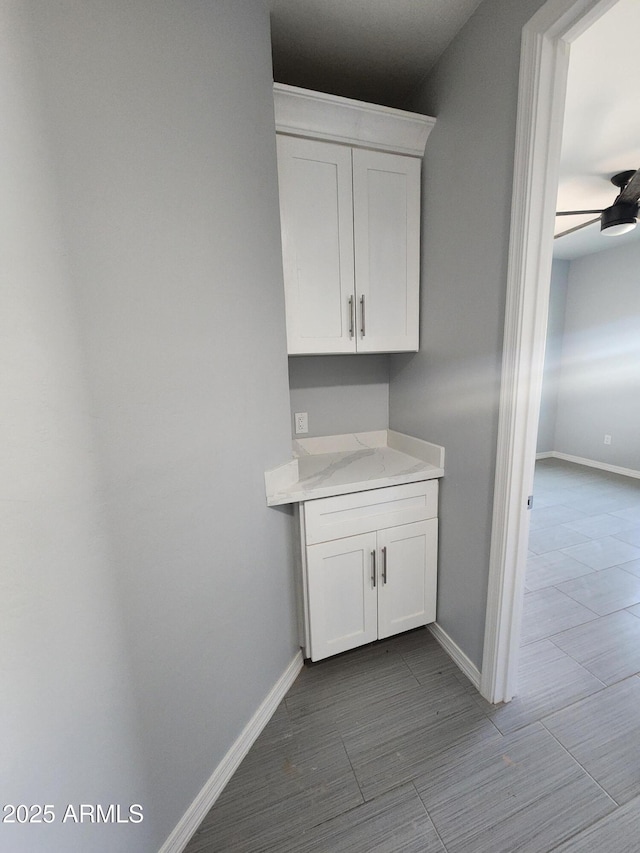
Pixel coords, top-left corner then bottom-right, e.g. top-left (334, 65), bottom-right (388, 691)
top-left (159, 650), bottom-right (304, 853)
top-left (428, 622), bottom-right (481, 691)
top-left (536, 450), bottom-right (640, 481)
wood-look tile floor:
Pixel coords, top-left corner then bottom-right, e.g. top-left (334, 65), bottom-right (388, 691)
top-left (185, 459), bottom-right (640, 852)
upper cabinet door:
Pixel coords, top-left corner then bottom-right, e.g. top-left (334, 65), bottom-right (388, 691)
top-left (276, 135), bottom-right (356, 355)
top-left (352, 149), bottom-right (421, 353)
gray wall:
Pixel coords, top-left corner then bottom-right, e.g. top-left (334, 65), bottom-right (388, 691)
top-left (537, 259), bottom-right (570, 453)
top-left (1, 5), bottom-right (150, 850)
top-left (289, 355), bottom-right (390, 437)
top-left (4, 2), bottom-right (298, 851)
top-left (554, 239), bottom-right (640, 470)
top-left (389, 0), bottom-right (546, 669)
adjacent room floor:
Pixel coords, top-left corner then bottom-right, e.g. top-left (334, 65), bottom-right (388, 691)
top-left (186, 458), bottom-right (640, 852)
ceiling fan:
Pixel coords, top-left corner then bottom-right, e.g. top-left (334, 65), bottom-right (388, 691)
top-left (555, 168), bottom-right (640, 239)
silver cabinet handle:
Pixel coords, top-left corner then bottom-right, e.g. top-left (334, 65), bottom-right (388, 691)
top-left (371, 550), bottom-right (376, 588)
top-left (360, 294), bottom-right (366, 337)
top-left (349, 295), bottom-right (354, 338)
top-left (382, 546), bottom-right (387, 584)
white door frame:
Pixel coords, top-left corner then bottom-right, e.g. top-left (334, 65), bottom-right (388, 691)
top-left (480, 0), bottom-right (619, 704)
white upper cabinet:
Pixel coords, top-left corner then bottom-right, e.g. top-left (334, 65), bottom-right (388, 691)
top-left (274, 84), bottom-right (435, 356)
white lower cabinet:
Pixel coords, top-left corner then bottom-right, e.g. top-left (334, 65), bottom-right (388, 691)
top-left (299, 481), bottom-right (438, 661)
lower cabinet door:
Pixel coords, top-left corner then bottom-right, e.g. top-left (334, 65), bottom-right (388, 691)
top-left (306, 531), bottom-right (378, 661)
top-left (377, 519), bottom-right (437, 640)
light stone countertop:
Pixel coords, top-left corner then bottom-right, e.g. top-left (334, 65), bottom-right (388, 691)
top-left (265, 430), bottom-right (444, 506)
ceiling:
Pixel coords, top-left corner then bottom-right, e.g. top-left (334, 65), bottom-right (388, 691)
top-left (269, 0), bottom-right (483, 108)
top-left (553, 0), bottom-right (640, 260)
top-left (269, 0), bottom-right (640, 261)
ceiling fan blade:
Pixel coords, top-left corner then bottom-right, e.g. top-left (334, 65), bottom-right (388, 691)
top-left (556, 209), bottom-right (603, 216)
top-left (554, 216), bottom-right (600, 240)
top-left (617, 168), bottom-right (640, 203)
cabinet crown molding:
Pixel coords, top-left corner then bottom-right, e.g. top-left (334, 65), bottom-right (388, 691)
top-left (273, 83), bottom-right (436, 157)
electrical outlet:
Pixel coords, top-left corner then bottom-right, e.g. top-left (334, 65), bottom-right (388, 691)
top-left (604, 434), bottom-right (612, 445)
top-left (294, 412), bottom-right (308, 435)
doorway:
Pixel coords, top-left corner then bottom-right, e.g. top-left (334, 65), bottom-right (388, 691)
top-left (480, 0), bottom-right (620, 705)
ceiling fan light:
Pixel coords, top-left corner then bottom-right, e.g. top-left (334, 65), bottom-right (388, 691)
top-left (600, 202), bottom-right (638, 236)
top-left (603, 222), bottom-right (637, 237)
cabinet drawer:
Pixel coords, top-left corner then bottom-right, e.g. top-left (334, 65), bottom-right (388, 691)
top-left (303, 480), bottom-right (438, 545)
